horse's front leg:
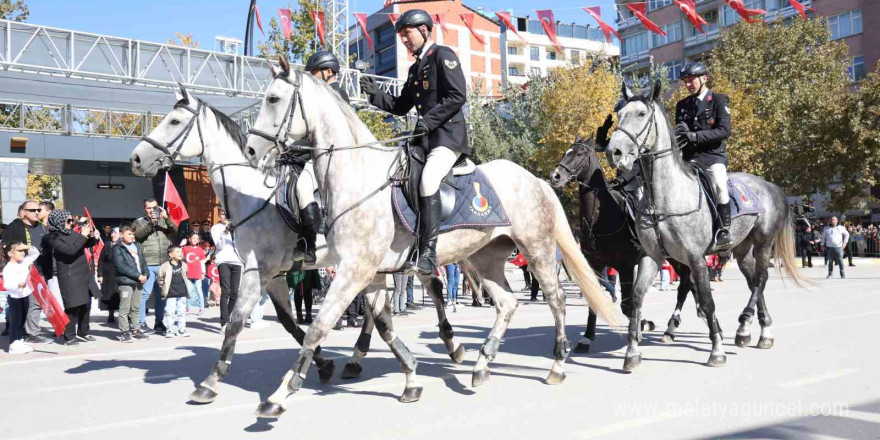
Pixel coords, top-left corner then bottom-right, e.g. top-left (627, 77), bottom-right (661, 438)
top-left (623, 256), bottom-right (658, 371)
top-left (341, 303), bottom-right (375, 379)
top-left (662, 263), bottom-right (691, 344)
top-left (689, 258), bottom-right (726, 367)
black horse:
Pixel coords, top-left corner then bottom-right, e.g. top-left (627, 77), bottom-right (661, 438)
top-left (551, 136), bottom-right (701, 359)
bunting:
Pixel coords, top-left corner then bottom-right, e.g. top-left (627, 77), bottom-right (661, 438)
top-left (432, 14), bottom-right (448, 34)
top-left (724, 0), bottom-right (765, 23)
top-left (353, 12), bottom-right (373, 51)
top-left (310, 10), bottom-right (326, 48)
top-left (535, 10), bottom-right (564, 54)
top-left (388, 12), bottom-right (400, 26)
top-left (495, 11), bottom-right (526, 44)
top-left (583, 7), bottom-right (620, 44)
top-left (254, 4), bottom-right (264, 35)
top-left (627, 3), bottom-right (667, 36)
top-left (460, 13), bottom-right (485, 46)
top-left (278, 8), bottom-right (291, 40)
top-left (674, 0), bottom-right (708, 34)
top-left (787, 0), bottom-right (815, 20)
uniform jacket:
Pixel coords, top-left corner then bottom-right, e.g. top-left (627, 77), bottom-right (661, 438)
top-left (675, 89), bottom-right (731, 167)
top-left (44, 231), bottom-right (101, 308)
top-left (370, 42), bottom-right (470, 155)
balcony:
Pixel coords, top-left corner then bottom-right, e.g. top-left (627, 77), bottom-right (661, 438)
top-left (617, 15), bottom-right (641, 31)
top-left (764, 0), bottom-right (813, 21)
top-left (684, 28), bottom-right (720, 48)
top-left (620, 49), bottom-right (650, 66)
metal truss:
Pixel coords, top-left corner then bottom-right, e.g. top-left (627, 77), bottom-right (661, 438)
top-left (0, 98), bottom-right (164, 138)
top-left (324, 0), bottom-right (349, 67)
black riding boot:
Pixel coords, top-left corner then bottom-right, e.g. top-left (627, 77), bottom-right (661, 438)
top-left (293, 202), bottom-right (322, 264)
top-left (406, 192), bottom-right (442, 275)
top-left (716, 202), bottom-right (732, 250)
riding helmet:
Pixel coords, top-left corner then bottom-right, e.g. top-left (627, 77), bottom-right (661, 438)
top-left (305, 50), bottom-right (341, 73)
top-left (679, 62), bottom-right (708, 79)
top-left (394, 9), bottom-right (433, 33)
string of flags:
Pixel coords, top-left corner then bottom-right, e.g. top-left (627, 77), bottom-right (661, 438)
top-left (261, 0), bottom-right (816, 55)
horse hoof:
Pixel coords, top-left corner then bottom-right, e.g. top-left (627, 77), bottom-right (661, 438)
top-left (661, 333), bottom-right (675, 344)
top-left (472, 369), bottom-right (491, 388)
top-left (255, 401), bottom-right (286, 419)
top-left (450, 345), bottom-right (466, 364)
top-left (318, 360), bottom-right (335, 384)
top-left (545, 370), bottom-right (566, 385)
top-left (707, 353), bottom-right (727, 367)
top-left (623, 355), bottom-right (642, 372)
top-left (341, 363), bottom-right (363, 379)
top-left (641, 320), bottom-right (656, 332)
top-left (188, 386), bottom-right (218, 404)
top-left (572, 342), bottom-right (591, 354)
top-left (757, 337), bottom-right (774, 349)
top-left (399, 386), bottom-right (423, 403)
top-left (735, 334), bottom-right (751, 348)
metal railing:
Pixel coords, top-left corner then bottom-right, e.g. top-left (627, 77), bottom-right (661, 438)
top-left (0, 99), bottom-right (164, 138)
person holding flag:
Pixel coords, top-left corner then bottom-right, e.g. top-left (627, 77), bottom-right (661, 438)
top-left (133, 198), bottom-right (178, 336)
top-left (2, 242), bottom-right (40, 353)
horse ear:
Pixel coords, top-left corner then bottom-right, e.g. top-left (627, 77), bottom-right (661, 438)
top-left (174, 83), bottom-right (187, 103)
top-left (269, 61), bottom-right (278, 77)
top-left (622, 81), bottom-right (634, 101)
top-left (651, 79), bottom-right (663, 101)
top-left (575, 134), bottom-right (583, 143)
top-left (278, 55), bottom-right (291, 76)
top-left (587, 134), bottom-right (595, 144)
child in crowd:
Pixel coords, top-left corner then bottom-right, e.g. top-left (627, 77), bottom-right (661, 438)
top-left (2, 242), bottom-right (40, 354)
top-left (182, 233), bottom-right (208, 315)
top-left (158, 244), bottom-right (193, 338)
top-left (112, 224), bottom-right (150, 343)
top-left (206, 253), bottom-right (220, 307)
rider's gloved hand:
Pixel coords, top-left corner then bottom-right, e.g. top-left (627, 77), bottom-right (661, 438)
top-left (412, 120), bottom-right (429, 137)
top-left (595, 114), bottom-right (614, 150)
top-left (674, 122), bottom-right (696, 145)
top-left (359, 76), bottom-right (379, 97)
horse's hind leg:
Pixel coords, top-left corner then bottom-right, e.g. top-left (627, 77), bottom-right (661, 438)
top-left (753, 247), bottom-right (774, 349)
top-left (734, 249), bottom-right (759, 348)
top-left (662, 263), bottom-right (691, 344)
top-left (419, 273), bottom-right (466, 363)
top-left (341, 308), bottom-right (374, 379)
top-left (574, 309), bottom-right (597, 353)
top-left (527, 253), bottom-right (572, 384)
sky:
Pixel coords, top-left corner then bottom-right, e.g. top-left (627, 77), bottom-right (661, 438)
top-left (30, 0), bottom-right (623, 52)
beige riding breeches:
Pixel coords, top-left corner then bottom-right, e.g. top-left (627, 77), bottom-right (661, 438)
top-left (295, 160), bottom-right (318, 209)
top-left (420, 146), bottom-right (461, 196)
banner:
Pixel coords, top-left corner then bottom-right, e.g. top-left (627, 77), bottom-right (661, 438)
top-left (163, 173), bottom-right (190, 227)
top-left (583, 7), bottom-right (621, 44)
top-left (787, 0), bottom-right (814, 20)
top-left (27, 266), bottom-right (69, 337)
top-left (254, 4), bottom-right (264, 34)
top-left (627, 3), bottom-right (667, 36)
top-left (279, 8), bottom-right (292, 40)
top-left (495, 11), bottom-right (526, 43)
top-left (724, 0), bottom-right (765, 23)
top-left (310, 10), bottom-right (326, 48)
top-left (674, 0), bottom-right (708, 34)
top-left (535, 10), bottom-right (564, 54)
top-left (354, 12), bottom-right (373, 51)
top-left (460, 13), bottom-right (485, 46)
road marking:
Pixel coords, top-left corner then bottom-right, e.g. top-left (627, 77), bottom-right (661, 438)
top-left (775, 310), bottom-right (880, 330)
top-left (35, 374), bottom-right (180, 393)
top-left (778, 368), bottom-right (861, 389)
top-left (575, 410), bottom-right (681, 439)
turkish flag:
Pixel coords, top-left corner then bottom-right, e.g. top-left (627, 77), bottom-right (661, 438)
top-left (310, 10), bottom-right (326, 48)
top-left (255, 4), bottom-right (264, 35)
top-left (787, 0), bottom-right (814, 20)
top-left (83, 206), bottom-right (103, 265)
top-left (388, 13), bottom-right (400, 26)
top-left (432, 14), bottom-right (448, 34)
top-left (674, 0), bottom-right (708, 34)
top-left (536, 10), bottom-right (564, 54)
top-left (724, 0), bottom-right (765, 23)
top-left (496, 11), bottom-right (526, 44)
top-left (353, 12), bottom-right (373, 51)
top-left (27, 266), bottom-right (69, 337)
top-left (460, 13), bottom-right (485, 45)
top-left (163, 173), bottom-right (190, 227)
top-left (583, 7), bottom-right (621, 44)
top-left (627, 3), bottom-right (667, 36)
top-left (279, 8), bottom-right (292, 40)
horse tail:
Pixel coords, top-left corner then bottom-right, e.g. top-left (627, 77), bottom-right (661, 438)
top-left (540, 181), bottom-right (622, 327)
top-left (773, 209), bottom-right (816, 288)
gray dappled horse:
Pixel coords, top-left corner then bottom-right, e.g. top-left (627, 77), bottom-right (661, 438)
top-left (604, 80), bottom-right (811, 368)
top-left (242, 57), bottom-right (620, 418)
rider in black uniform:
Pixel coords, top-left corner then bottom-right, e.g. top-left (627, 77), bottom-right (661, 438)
top-left (674, 62), bottom-right (733, 250)
top-left (359, 9), bottom-right (469, 275)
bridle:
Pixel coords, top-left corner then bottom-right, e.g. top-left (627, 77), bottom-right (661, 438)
top-left (247, 70), bottom-right (311, 153)
top-left (139, 99), bottom-right (205, 170)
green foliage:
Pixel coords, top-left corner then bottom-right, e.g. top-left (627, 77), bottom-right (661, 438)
top-left (0, 0), bottom-right (28, 22)
top-left (357, 111), bottom-right (394, 140)
top-left (27, 174), bottom-right (60, 202)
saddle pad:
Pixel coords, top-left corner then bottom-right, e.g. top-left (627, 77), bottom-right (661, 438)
top-left (392, 168), bottom-right (510, 234)
top-left (727, 176), bottom-right (764, 218)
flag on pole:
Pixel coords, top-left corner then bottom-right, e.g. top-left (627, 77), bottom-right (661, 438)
top-left (279, 8), bottom-right (292, 40)
top-left (459, 13), bottom-right (485, 46)
top-left (354, 13), bottom-right (373, 51)
top-left (583, 7), bottom-right (621, 44)
top-left (787, 0), bottom-right (814, 20)
top-left (674, 0), bottom-right (708, 34)
top-left (83, 206), bottom-right (103, 265)
top-left (495, 11), bottom-right (526, 44)
top-left (723, 0), bottom-right (765, 23)
top-left (163, 173), bottom-right (190, 227)
top-left (535, 10), bottom-right (564, 54)
top-left (27, 266), bottom-right (69, 337)
top-left (627, 3), bottom-right (667, 36)
top-left (310, 10), bottom-right (326, 48)
top-left (254, 4), bottom-right (264, 35)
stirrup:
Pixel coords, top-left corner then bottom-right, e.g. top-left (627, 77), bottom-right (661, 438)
top-left (714, 229), bottom-right (732, 250)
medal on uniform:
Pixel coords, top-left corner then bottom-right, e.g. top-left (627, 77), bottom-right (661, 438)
top-left (423, 80), bottom-right (429, 90)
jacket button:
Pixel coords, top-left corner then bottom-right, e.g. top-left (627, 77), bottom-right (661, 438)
top-left (416, 93), bottom-right (420, 97)
top-left (417, 105), bottom-right (422, 109)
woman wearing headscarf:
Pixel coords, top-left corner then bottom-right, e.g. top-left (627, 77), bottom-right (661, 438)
top-left (44, 210), bottom-right (101, 345)
top-left (98, 227), bottom-right (121, 324)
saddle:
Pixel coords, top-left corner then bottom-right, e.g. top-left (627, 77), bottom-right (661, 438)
top-left (402, 140), bottom-right (475, 221)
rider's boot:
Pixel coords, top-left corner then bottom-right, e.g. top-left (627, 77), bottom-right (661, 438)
top-left (293, 202), bottom-right (321, 264)
top-left (406, 192), bottom-right (442, 276)
top-left (715, 202), bottom-right (732, 250)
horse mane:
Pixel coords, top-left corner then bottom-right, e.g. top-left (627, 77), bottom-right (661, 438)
top-left (625, 94), bottom-right (692, 176)
top-left (198, 98), bottom-right (248, 149)
top-left (299, 73), bottom-right (371, 144)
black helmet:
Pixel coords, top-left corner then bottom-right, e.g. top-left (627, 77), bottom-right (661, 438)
top-left (679, 62), bottom-right (708, 79)
top-left (394, 9), bottom-right (433, 33)
top-left (305, 50), bottom-right (340, 73)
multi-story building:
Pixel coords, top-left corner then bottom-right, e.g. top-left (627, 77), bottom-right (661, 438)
top-left (501, 16), bottom-right (620, 86)
top-left (616, 0), bottom-right (878, 84)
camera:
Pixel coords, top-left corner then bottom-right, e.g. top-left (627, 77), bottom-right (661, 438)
top-left (152, 206), bottom-right (162, 218)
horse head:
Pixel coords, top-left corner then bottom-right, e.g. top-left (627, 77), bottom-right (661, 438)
top-left (550, 135), bottom-right (601, 188)
top-left (130, 84), bottom-right (206, 177)
top-left (605, 79), bottom-right (665, 172)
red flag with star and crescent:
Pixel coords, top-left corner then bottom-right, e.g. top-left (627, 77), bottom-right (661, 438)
top-left (535, 10), bottom-right (565, 54)
top-left (583, 7), bottom-right (621, 44)
top-left (27, 266), bottom-right (69, 337)
top-left (674, 0), bottom-right (708, 34)
top-left (723, 0), bottom-right (765, 23)
top-left (787, 0), bottom-right (814, 20)
top-left (83, 206), bottom-right (103, 266)
top-left (279, 8), bottom-right (292, 40)
top-left (163, 173), bottom-right (189, 227)
top-left (627, 3), bottom-right (667, 36)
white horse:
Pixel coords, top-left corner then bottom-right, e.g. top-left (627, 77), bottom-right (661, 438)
top-left (242, 57), bottom-right (620, 418)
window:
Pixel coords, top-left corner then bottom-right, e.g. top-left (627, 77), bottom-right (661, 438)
top-left (622, 32), bottom-right (649, 56)
top-left (848, 56), bottom-right (866, 81)
top-left (509, 67), bottom-right (521, 76)
top-left (649, 0), bottom-right (673, 10)
top-left (516, 17), bottom-right (528, 33)
top-left (574, 25), bottom-right (587, 39)
top-left (528, 19), bottom-right (544, 35)
top-left (571, 50), bottom-right (581, 65)
top-left (829, 9), bottom-right (862, 40)
top-left (376, 25), bottom-right (396, 47)
top-left (557, 24), bottom-right (573, 38)
top-left (508, 46), bottom-right (518, 55)
top-left (653, 21), bottom-right (682, 46)
top-left (530, 67), bottom-right (542, 77)
top-left (530, 46), bottom-right (540, 61)
top-left (665, 59), bottom-right (684, 81)
top-left (376, 46), bottom-right (396, 67)
top-left (588, 28), bottom-right (606, 42)
top-left (722, 0), bottom-right (765, 26)
top-left (546, 50), bottom-right (557, 60)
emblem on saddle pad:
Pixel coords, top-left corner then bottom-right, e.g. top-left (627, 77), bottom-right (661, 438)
top-left (471, 182), bottom-right (492, 216)
top-left (734, 183), bottom-right (754, 208)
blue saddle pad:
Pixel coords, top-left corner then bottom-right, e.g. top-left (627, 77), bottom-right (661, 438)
top-left (728, 175), bottom-right (764, 218)
top-left (392, 168), bottom-right (510, 234)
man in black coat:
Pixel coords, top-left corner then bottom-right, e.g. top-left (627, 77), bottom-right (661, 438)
top-left (674, 62), bottom-right (733, 250)
top-left (44, 210), bottom-right (101, 345)
top-left (360, 9), bottom-right (469, 275)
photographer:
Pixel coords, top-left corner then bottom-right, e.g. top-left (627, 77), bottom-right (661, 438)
top-left (44, 210), bottom-right (101, 345)
top-left (133, 198), bottom-right (178, 336)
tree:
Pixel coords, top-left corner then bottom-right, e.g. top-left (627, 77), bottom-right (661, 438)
top-left (27, 174), bottom-right (60, 202)
top-left (257, 0), bottom-right (323, 63)
top-left (357, 110), bottom-right (394, 141)
top-left (0, 0), bottom-right (28, 22)
top-left (839, 69), bottom-right (880, 210)
top-left (168, 32), bottom-right (199, 48)
top-left (465, 76), bottom-right (545, 165)
top-left (706, 19), bottom-right (854, 209)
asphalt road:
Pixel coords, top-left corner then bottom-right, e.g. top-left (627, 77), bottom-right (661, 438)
top-left (1, 258), bottom-right (878, 440)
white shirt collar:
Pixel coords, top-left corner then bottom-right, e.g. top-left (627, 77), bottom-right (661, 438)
top-left (416, 41), bottom-right (434, 59)
top-left (697, 87), bottom-right (710, 101)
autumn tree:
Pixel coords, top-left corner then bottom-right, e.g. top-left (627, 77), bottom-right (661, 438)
top-left (27, 174), bottom-right (60, 202)
top-left (167, 32), bottom-right (199, 48)
top-left (0, 0), bottom-right (28, 21)
top-left (257, 0), bottom-right (323, 63)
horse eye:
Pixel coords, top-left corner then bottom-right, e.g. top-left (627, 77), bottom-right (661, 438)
top-left (638, 111), bottom-right (647, 117)
top-left (268, 96), bottom-right (280, 104)
top-left (170, 119), bottom-right (180, 125)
